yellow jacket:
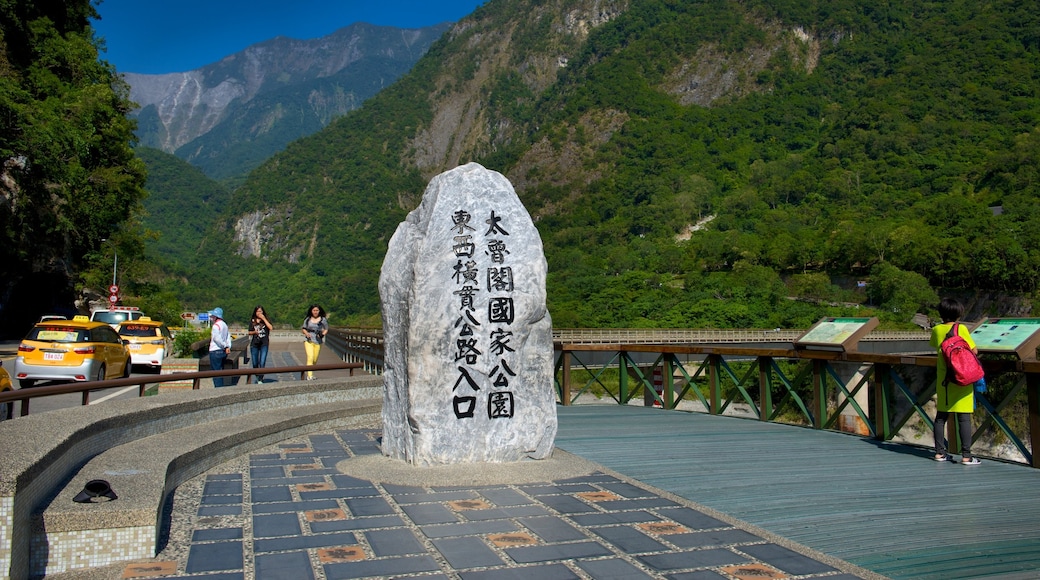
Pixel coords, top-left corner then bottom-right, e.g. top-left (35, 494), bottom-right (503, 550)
top-left (929, 322), bottom-right (977, 413)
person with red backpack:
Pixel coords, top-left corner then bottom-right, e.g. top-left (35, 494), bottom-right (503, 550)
top-left (929, 297), bottom-right (982, 465)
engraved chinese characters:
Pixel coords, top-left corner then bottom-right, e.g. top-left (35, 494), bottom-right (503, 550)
top-left (379, 163), bottom-right (557, 465)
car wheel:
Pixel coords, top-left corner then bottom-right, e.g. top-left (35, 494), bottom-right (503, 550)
top-left (19, 379), bottom-right (35, 389)
top-left (123, 360), bottom-right (131, 378)
top-left (95, 365), bottom-right (106, 382)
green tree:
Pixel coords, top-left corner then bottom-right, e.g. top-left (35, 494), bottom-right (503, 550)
top-left (0, 0), bottom-right (146, 334)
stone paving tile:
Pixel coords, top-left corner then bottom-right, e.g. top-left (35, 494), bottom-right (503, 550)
top-left (576, 557), bottom-right (659, 579)
top-left (129, 429), bottom-right (876, 580)
top-left (253, 551), bottom-right (314, 580)
top-left (740, 542), bottom-right (839, 576)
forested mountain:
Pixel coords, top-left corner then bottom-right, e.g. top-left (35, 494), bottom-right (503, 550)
top-left (135, 148), bottom-right (231, 270)
top-left (126, 22), bottom-right (452, 183)
top-left (170, 0), bottom-right (1040, 328)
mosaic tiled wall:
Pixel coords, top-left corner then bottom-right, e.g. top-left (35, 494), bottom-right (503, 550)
top-left (31, 525), bottom-right (153, 576)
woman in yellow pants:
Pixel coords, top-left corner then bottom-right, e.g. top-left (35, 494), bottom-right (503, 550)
top-left (301, 304), bottom-right (328, 379)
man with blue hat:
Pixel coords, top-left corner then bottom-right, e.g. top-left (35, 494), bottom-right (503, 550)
top-left (208, 307), bottom-right (231, 387)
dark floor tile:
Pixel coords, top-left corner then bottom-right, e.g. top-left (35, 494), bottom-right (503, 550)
top-left (421, 519), bottom-right (520, 539)
top-left (590, 525), bottom-right (669, 553)
top-left (393, 490), bottom-right (479, 504)
top-left (324, 555), bottom-right (441, 579)
top-left (201, 494), bottom-right (242, 505)
top-left (197, 505), bottom-right (241, 517)
top-left (402, 502), bottom-right (460, 525)
top-left (665, 570), bottom-right (729, 580)
top-left (538, 494), bottom-right (600, 514)
top-left (459, 563), bottom-right (581, 580)
top-left (253, 513), bottom-right (301, 538)
top-left (251, 486), bottom-right (293, 503)
top-left (638, 548), bottom-right (748, 571)
top-left (461, 505), bottom-right (551, 521)
top-left (505, 541), bottom-right (612, 563)
top-left (571, 511), bottom-right (660, 527)
top-left (345, 496), bottom-right (395, 516)
top-left (249, 466), bottom-right (285, 480)
top-left (310, 515), bottom-right (406, 533)
top-left (655, 507), bottom-right (729, 531)
top-left (739, 543), bottom-right (837, 576)
top-left (517, 516), bottom-right (587, 543)
top-left (332, 474), bottom-right (378, 489)
top-left (431, 536), bottom-right (505, 569)
top-left (599, 481), bottom-right (654, 498)
top-left (668, 528), bottom-right (761, 548)
top-left (254, 531), bottom-right (358, 553)
top-left (253, 499), bottom-right (339, 514)
top-left (381, 482), bottom-right (425, 495)
top-left (254, 551), bottom-right (314, 580)
top-left (479, 488), bottom-right (532, 506)
top-left (185, 541), bottom-right (243, 573)
top-left (365, 528), bottom-right (426, 557)
top-left (595, 498), bottom-right (680, 510)
top-left (576, 557), bottom-right (657, 579)
top-left (519, 484), bottom-right (597, 495)
top-left (250, 475), bottom-right (326, 487)
top-left (206, 474), bottom-right (243, 481)
top-left (192, 528), bottom-right (243, 542)
top-left (160, 574), bottom-right (244, 580)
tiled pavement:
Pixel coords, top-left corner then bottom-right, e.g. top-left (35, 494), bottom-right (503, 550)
top-left (117, 429), bottom-right (877, 580)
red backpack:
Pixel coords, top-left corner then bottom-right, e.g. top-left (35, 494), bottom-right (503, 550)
top-left (939, 322), bottom-right (984, 386)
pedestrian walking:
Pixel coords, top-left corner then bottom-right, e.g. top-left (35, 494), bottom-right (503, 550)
top-left (248, 305), bottom-right (273, 383)
top-left (208, 307), bottom-right (231, 387)
top-left (301, 304), bottom-right (328, 380)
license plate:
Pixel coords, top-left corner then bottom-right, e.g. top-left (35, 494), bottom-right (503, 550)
top-left (129, 344), bottom-right (142, 350)
top-left (44, 352), bottom-right (64, 361)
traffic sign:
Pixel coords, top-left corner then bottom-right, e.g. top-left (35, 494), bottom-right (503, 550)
top-left (180, 312), bottom-right (196, 320)
top-left (109, 284), bottom-right (119, 294)
top-left (108, 294), bottom-right (118, 304)
top-left (198, 312), bottom-right (210, 322)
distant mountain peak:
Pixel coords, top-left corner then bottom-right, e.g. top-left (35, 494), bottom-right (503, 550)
top-left (125, 21), bottom-right (451, 181)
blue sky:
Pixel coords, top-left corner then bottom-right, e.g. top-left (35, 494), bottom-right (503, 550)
top-left (93, 0), bottom-right (487, 74)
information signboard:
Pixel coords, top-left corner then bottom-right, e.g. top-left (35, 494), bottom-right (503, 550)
top-left (970, 318), bottom-right (1040, 360)
top-left (795, 317), bottom-right (879, 352)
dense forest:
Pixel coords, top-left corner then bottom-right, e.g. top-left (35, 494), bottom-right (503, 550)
top-left (0, 0), bottom-right (146, 335)
top-left (138, 0), bottom-right (1039, 330)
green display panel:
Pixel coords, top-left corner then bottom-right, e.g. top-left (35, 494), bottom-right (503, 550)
top-left (795, 317), bottom-right (879, 352)
top-left (970, 318), bottom-right (1040, 359)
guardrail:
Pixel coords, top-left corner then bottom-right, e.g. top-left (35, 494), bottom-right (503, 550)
top-left (0, 362), bottom-right (362, 418)
top-left (555, 342), bottom-right (1040, 468)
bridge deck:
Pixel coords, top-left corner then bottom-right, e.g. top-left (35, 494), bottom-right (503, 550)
top-left (554, 404), bottom-right (1040, 580)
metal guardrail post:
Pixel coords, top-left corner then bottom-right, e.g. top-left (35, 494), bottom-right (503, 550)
top-left (1029, 372), bottom-right (1040, 469)
top-left (561, 350), bottom-right (571, 405)
top-left (758, 357), bottom-right (772, 422)
top-left (812, 360), bottom-right (826, 429)
top-left (874, 363), bottom-right (892, 440)
top-left (707, 354), bottom-right (721, 414)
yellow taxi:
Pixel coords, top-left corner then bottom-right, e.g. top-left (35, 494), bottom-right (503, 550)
top-left (13, 316), bottom-right (131, 388)
top-left (117, 317), bottom-right (173, 370)
top-left (0, 361), bottom-right (13, 420)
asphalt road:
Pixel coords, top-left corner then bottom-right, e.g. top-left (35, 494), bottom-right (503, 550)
top-left (0, 339), bottom-right (170, 416)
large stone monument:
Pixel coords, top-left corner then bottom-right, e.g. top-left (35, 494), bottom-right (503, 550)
top-left (379, 163), bottom-right (557, 465)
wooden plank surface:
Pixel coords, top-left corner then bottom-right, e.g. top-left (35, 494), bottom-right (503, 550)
top-left (555, 405), bottom-right (1040, 579)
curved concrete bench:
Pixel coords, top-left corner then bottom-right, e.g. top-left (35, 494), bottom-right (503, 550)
top-left (0, 376), bottom-right (383, 579)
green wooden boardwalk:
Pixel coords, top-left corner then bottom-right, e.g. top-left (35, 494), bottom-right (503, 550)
top-left (555, 405), bottom-right (1040, 580)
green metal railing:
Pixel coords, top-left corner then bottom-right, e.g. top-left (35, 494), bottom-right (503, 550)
top-left (554, 342), bottom-right (1040, 468)
top-left (332, 328), bottom-right (1039, 469)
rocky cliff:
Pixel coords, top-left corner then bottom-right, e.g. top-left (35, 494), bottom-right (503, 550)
top-left (125, 21), bottom-right (451, 181)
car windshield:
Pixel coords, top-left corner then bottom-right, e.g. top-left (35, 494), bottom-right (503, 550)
top-left (29, 326), bottom-right (88, 343)
top-left (92, 312), bottom-right (131, 325)
top-left (120, 325), bottom-right (158, 337)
